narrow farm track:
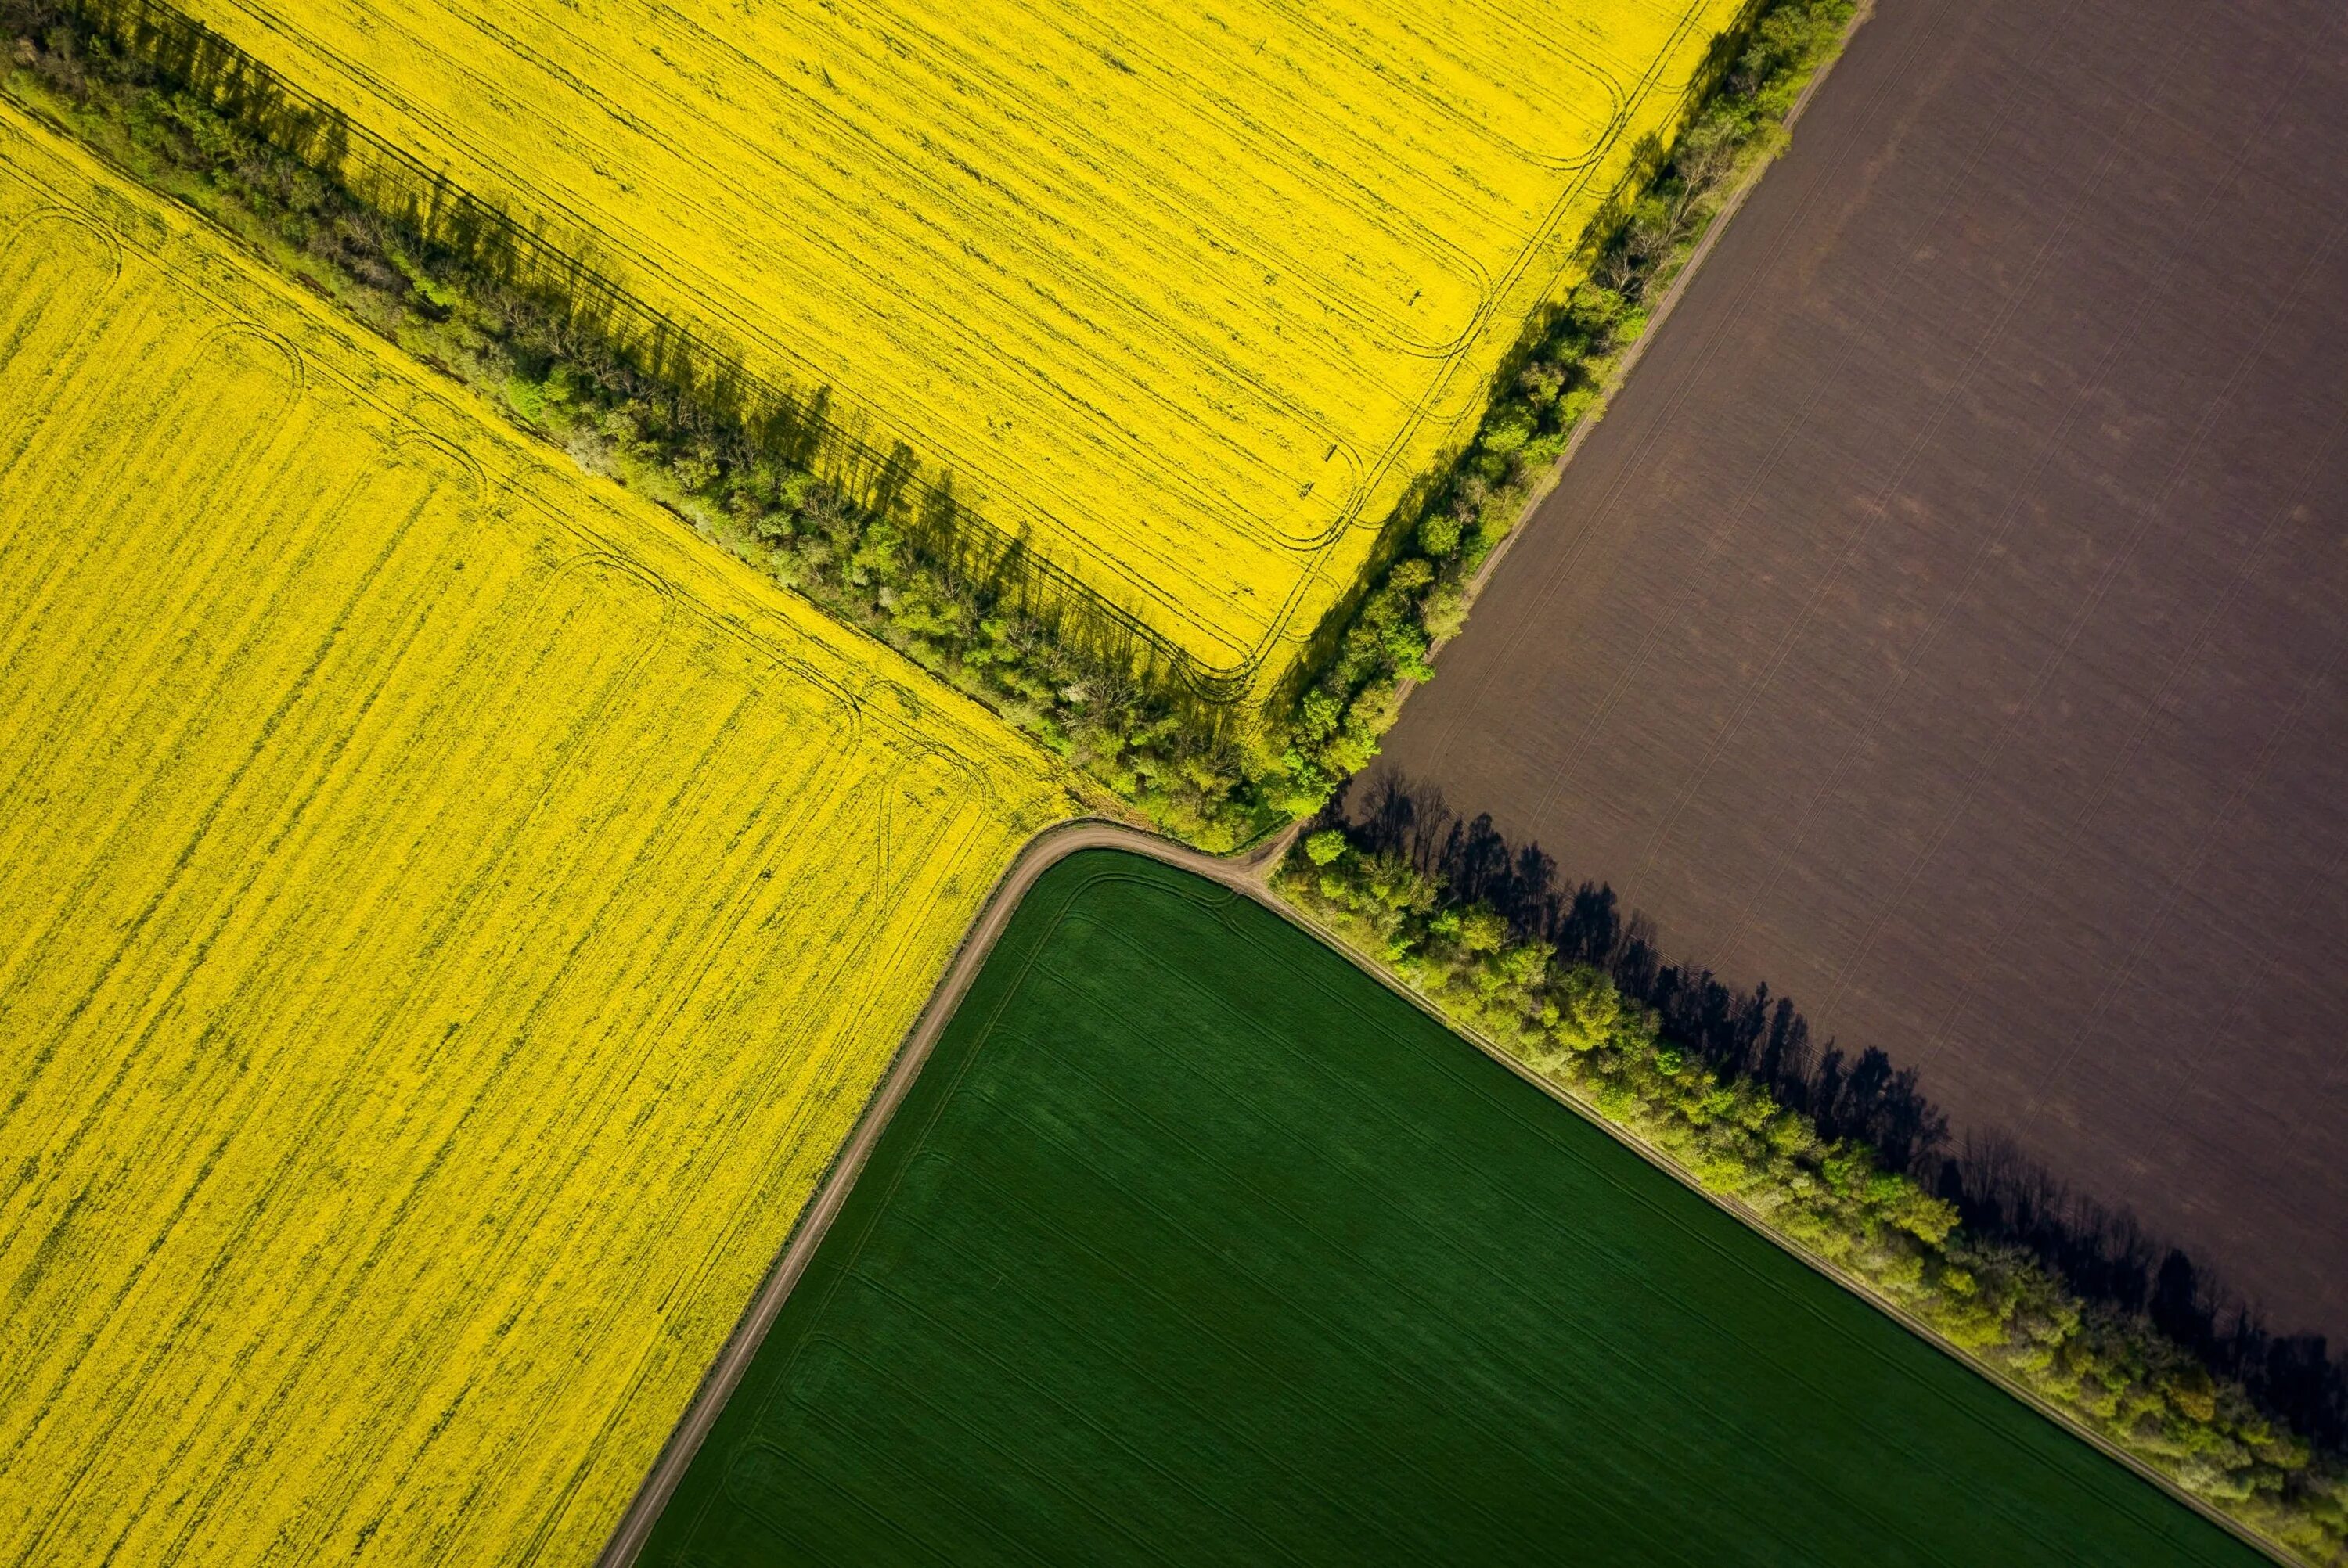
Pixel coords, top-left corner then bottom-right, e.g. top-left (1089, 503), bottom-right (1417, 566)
top-left (591, 818), bottom-right (1283, 1568)
top-left (600, 808), bottom-right (2277, 1567)
top-left (606, 822), bottom-right (2292, 1568)
top-left (0, 102), bottom-right (1075, 1568)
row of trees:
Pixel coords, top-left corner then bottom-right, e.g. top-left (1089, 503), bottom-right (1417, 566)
top-left (3, 3), bottom-right (1272, 845)
top-left (1283, 828), bottom-right (2348, 1563)
top-left (0, 0), bottom-right (1865, 851)
top-left (19, 3), bottom-right (2346, 1553)
top-left (1358, 775), bottom-right (2348, 1457)
top-left (1270, 0), bottom-right (1861, 808)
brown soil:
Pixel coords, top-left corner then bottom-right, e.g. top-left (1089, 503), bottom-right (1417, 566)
top-left (1369, 0), bottom-right (2348, 1342)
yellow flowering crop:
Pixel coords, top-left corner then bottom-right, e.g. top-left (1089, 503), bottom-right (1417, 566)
top-left (0, 102), bottom-right (1068, 1566)
top-left (153, 0), bottom-right (1746, 698)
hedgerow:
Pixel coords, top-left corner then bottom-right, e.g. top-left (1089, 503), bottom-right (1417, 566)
top-left (1283, 827), bottom-right (2348, 1564)
top-left (1263, 0), bottom-right (1860, 809)
top-left (3, 0), bottom-right (1856, 849)
top-left (3, 0), bottom-right (1262, 843)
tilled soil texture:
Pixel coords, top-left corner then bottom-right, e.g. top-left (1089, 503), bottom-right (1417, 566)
top-left (1369, 0), bottom-right (2348, 1344)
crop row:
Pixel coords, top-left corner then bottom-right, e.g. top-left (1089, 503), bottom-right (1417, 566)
top-left (138, 0), bottom-right (1744, 695)
top-left (0, 103), bottom-right (1064, 1566)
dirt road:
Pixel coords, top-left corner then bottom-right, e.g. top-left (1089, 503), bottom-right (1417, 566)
top-left (590, 818), bottom-right (1287, 1568)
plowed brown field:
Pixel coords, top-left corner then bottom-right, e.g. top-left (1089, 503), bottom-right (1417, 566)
top-left (1372, 0), bottom-right (2348, 1343)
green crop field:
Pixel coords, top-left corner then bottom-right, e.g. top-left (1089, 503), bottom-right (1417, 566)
top-left (639, 851), bottom-right (2259, 1566)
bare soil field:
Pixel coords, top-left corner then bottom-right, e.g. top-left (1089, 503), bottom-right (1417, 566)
top-left (1370, 0), bottom-right (2348, 1345)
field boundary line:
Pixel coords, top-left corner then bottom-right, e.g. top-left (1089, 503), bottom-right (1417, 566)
top-left (1261, 892), bottom-right (2289, 1567)
top-left (1441, 0), bottom-right (1875, 640)
top-left (597, 804), bottom-right (2282, 1567)
top-left (59, 0), bottom-right (1734, 708)
top-left (62, 0), bottom-right (1269, 703)
top-left (583, 3), bottom-right (2268, 1551)
top-left (590, 818), bottom-right (1280, 1568)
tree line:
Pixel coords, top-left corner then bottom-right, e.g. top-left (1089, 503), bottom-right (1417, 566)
top-left (23, 1), bottom-right (2340, 1555)
top-left (2, 0), bottom-right (1269, 843)
top-left (2, 0), bottom-right (1860, 851)
top-left (1294, 777), bottom-right (2346, 1563)
top-left (1270, 0), bottom-right (1861, 808)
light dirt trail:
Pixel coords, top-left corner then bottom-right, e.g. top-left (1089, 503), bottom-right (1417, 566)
top-left (594, 807), bottom-right (2273, 1568)
top-left (589, 816), bottom-right (1291, 1568)
top-left (586, 16), bottom-right (1934, 1564)
top-left (592, 4), bottom-right (2292, 1555)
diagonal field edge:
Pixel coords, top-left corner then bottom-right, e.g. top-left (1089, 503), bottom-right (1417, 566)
top-left (591, 811), bottom-right (2286, 1568)
top-left (64, 0), bottom-right (1753, 710)
top-left (68, 0), bottom-right (1259, 702)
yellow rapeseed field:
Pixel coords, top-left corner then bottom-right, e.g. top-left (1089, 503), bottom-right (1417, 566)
top-left (0, 102), bottom-right (1068, 1566)
top-left (151, 0), bottom-right (1747, 696)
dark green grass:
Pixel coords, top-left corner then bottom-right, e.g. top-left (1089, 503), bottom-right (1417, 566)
top-left (640, 851), bottom-right (2260, 1566)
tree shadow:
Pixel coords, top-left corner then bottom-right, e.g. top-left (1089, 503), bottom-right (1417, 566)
top-left (80, 0), bottom-right (1246, 716)
top-left (1273, 4), bottom-right (1768, 717)
top-left (1342, 768), bottom-right (2346, 1451)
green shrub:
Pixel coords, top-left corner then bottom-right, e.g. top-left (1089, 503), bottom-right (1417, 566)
top-left (1255, 0), bottom-right (1863, 822)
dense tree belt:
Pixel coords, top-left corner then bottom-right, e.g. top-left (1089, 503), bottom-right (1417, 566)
top-left (1284, 821), bottom-right (2348, 1563)
top-left (4, 0), bottom-right (1853, 851)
